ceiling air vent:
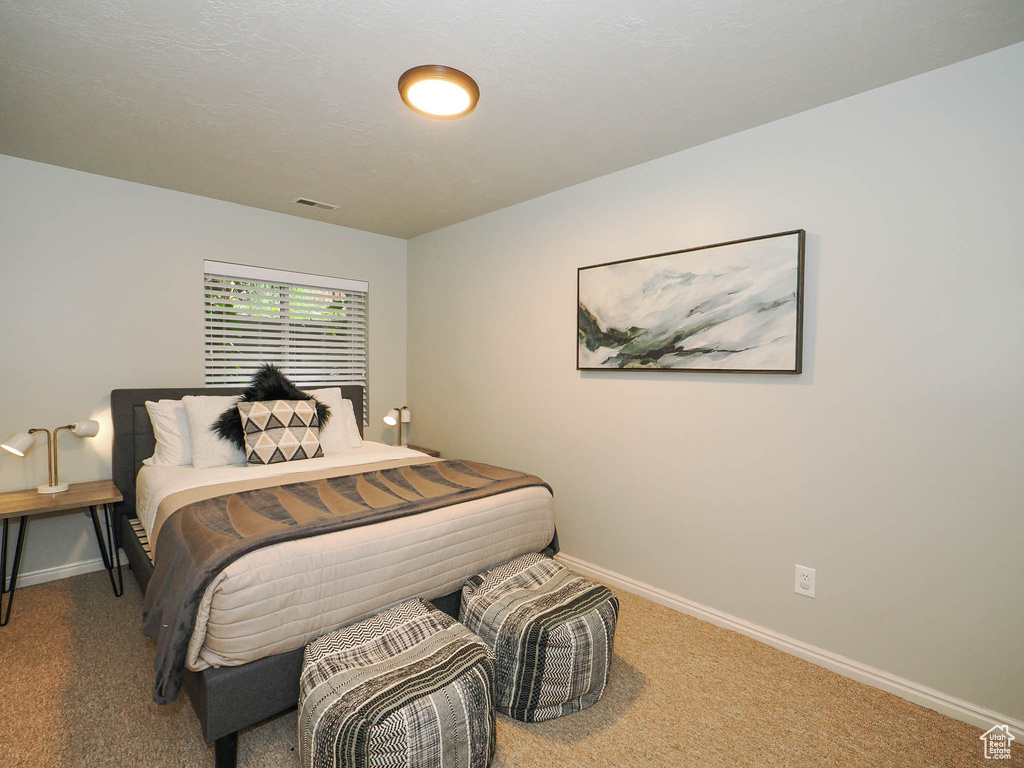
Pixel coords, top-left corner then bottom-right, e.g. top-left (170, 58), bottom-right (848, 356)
top-left (294, 197), bottom-right (339, 211)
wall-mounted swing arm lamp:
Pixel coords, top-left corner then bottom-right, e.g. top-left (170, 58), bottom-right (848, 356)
top-left (382, 407), bottom-right (411, 447)
top-left (1, 420), bottom-right (100, 494)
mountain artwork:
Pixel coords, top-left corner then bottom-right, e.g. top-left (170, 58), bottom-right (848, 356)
top-left (577, 230), bottom-right (805, 373)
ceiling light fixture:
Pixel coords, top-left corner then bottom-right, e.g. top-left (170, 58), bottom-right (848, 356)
top-left (398, 65), bottom-right (479, 119)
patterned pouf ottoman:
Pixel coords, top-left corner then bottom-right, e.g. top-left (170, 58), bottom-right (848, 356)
top-left (459, 553), bottom-right (619, 722)
top-left (298, 599), bottom-right (496, 768)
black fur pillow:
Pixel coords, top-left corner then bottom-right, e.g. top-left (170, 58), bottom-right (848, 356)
top-left (213, 363), bottom-right (331, 450)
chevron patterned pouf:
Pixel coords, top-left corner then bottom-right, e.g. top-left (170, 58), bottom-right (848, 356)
top-left (459, 554), bottom-right (619, 723)
top-left (298, 599), bottom-right (496, 768)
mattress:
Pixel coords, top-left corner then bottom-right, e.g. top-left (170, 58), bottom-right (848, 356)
top-left (136, 443), bottom-right (556, 672)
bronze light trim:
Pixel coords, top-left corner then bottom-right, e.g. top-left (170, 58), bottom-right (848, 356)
top-left (398, 65), bottom-right (480, 120)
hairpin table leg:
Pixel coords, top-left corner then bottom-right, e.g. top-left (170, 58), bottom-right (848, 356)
top-left (89, 503), bottom-right (123, 597)
top-left (1, 516), bottom-right (29, 626)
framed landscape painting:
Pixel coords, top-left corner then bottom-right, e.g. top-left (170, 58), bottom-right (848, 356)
top-left (577, 229), bottom-right (805, 373)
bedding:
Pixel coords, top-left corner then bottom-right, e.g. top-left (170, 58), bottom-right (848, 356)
top-left (212, 364), bottom-right (332, 451)
top-left (183, 394), bottom-right (248, 468)
top-left (137, 442), bottom-right (428, 537)
top-left (143, 399), bottom-right (192, 467)
top-left (184, 483), bottom-right (553, 673)
top-left (236, 399), bottom-right (324, 464)
top-left (144, 387), bottom-right (361, 469)
top-left (140, 450), bottom-right (555, 704)
top-left (306, 387), bottom-right (362, 452)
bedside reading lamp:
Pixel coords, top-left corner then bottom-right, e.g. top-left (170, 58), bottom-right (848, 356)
top-left (383, 407), bottom-right (411, 447)
top-left (2, 420), bottom-right (100, 494)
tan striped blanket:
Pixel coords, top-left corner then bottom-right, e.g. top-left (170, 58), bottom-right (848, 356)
top-left (141, 458), bottom-right (551, 705)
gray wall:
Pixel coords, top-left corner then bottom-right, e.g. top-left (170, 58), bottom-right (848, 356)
top-left (0, 156), bottom-right (408, 579)
top-left (407, 44), bottom-right (1024, 719)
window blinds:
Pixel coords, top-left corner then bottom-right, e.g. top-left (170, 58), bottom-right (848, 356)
top-left (203, 260), bottom-right (369, 423)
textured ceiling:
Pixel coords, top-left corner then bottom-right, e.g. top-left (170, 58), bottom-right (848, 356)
top-left (2, 0), bottom-right (1024, 239)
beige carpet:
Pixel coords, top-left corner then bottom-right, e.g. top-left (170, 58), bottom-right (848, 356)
top-left (0, 570), bottom-right (1014, 767)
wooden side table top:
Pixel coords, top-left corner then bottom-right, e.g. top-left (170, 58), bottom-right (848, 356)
top-left (0, 480), bottom-right (122, 520)
top-left (407, 445), bottom-right (441, 458)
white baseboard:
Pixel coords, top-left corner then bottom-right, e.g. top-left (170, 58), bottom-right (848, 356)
top-left (16, 551), bottom-right (128, 589)
top-left (555, 552), bottom-right (1023, 740)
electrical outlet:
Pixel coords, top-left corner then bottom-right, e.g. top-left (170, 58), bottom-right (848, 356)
top-left (795, 565), bottom-right (816, 598)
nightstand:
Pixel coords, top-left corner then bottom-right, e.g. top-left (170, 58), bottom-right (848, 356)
top-left (407, 444), bottom-right (440, 458)
top-left (0, 479), bottom-right (124, 626)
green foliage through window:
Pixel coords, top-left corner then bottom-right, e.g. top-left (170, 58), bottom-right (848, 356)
top-left (203, 265), bottom-right (369, 424)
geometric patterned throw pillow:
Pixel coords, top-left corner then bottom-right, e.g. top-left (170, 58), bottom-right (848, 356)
top-left (236, 400), bottom-right (324, 465)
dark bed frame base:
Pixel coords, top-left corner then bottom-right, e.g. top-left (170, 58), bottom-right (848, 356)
top-left (111, 387), bottom-right (557, 768)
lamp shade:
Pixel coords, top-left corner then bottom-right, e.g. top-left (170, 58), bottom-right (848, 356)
top-left (401, 408), bottom-right (412, 423)
top-left (1, 432), bottom-right (35, 457)
top-left (383, 408), bottom-right (400, 427)
top-left (72, 419), bottom-right (100, 438)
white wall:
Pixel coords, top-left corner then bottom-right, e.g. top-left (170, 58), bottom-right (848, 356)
top-left (0, 156), bottom-right (407, 579)
top-left (408, 43), bottom-right (1024, 720)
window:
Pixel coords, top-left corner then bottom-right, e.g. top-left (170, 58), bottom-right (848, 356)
top-left (203, 260), bottom-right (369, 423)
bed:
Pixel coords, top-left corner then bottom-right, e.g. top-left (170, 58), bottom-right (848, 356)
top-left (111, 386), bottom-right (558, 768)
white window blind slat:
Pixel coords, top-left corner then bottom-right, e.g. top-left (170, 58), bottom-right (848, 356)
top-left (205, 314), bottom-right (368, 327)
top-left (204, 378), bottom-right (365, 385)
top-left (204, 262), bottom-right (368, 293)
top-left (201, 296), bottom-right (366, 313)
top-left (203, 261), bottom-right (369, 424)
top-left (204, 315), bottom-right (368, 331)
top-left (203, 288), bottom-right (368, 307)
top-left (205, 362), bottom-right (367, 371)
top-left (205, 351), bottom-right (366, 360)
top-left (201, 335), bottom-right (366, 348)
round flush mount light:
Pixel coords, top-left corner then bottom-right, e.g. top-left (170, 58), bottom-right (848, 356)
top-left (398, 65), bottom-right (479, 119)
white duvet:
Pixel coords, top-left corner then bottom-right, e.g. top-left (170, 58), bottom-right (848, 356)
top-left (136, 443), bottom-right (556, 672)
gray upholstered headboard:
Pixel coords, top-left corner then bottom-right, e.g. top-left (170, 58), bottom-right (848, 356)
top-left (110, 386), bottom-right (364, 528)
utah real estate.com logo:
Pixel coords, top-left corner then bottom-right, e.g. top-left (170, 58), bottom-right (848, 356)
top-left (979, 725), bottom-right (1015, 760)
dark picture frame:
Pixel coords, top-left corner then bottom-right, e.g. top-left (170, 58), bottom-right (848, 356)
top-left (578, 230), bottom-right (805, 373)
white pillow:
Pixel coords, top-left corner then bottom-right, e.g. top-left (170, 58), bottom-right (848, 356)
top-left (182, 395), bottom-right (248, 469)
top-left (143, 399), bottom-right (192, 467)
top-left (306, 388), bottom-right (362, 453)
